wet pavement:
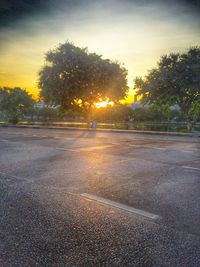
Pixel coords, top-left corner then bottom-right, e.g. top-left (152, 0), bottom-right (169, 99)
top-left (0, 127), bottom-right (200, 266)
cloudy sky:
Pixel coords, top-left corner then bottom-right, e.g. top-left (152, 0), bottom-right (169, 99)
top-left (0, 0), bottom-right (200, 100)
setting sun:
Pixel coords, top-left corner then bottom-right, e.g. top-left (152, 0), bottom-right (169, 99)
top-left (94, 97), bottom-right (114, 108)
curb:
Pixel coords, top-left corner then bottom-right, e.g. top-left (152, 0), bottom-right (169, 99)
top-left (0, 124), bottom-right (199, 138)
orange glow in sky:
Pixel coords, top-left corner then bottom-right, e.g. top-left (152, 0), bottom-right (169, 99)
top-left (0, 1), bottom-right (199, 103)
top-left (94, 97), bottom-right (114, 108)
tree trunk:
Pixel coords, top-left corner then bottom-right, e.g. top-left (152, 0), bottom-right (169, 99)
top-left (186, 120), bottom-right (193, 132)
top-left (180, 105), bottom-right (193, 132)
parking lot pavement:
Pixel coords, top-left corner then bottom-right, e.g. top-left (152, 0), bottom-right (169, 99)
top-left (0, 127), bottom-right (200, 266)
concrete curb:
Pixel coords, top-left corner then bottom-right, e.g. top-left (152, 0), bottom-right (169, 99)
top-left (0, 123), bottom-right (199, 137)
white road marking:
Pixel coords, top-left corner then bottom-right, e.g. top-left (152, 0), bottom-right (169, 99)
top-left (120, 159), bottom-right (132, 163)
top-left (56, 147), bottom-right (78, 152)
top-left (151, 147), bottom-right (166, 150)
top-left (180, 150), bottom-right (195, 153)
top-left (0, 171), bottom-right (32, 182)
top-left (56, 145), bottom-right (113, 152)
top-left (79, 145), bottom-right (113, 151)
top-left (0, 139), bottom-right (8, 142)
top-left (182, 166), bottom-right (200, 171)
top-left (129, 144), bottom-right (165, 150)
top-left (129, 144), bottom-right (199, 153)
top-left (81, 193), bottom-right (160, 220)
top-left (54, 136), bottom-right (77, 140)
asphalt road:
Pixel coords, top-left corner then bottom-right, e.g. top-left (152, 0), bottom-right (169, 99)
top-left (0, 127), bottom-right (200, 266)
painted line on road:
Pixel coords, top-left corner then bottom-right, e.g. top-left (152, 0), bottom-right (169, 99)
top-left (0, 171), bottom-right (32, 182)
top-left (180, 150), bottom-right (196, 153)
top-left (56, 146), bottom-right (106, 152)
top-left (151, 147), bottom-right (166, 150)
top-left (120, 158), bottom-right (133, 163)
top-left (129, 144), bottom-right (166, 150)
top-left (79, 145), bottom-right (113, 151)
top-left (129, 144), bottom-right (199, 154)
top-left (0, 139), bottom-right (8, 142)
top-left (56, 147), bottom-right (78, 152)
top-left (81, 193), bottom-right (160, 220)
top-left (182, 166), bottom-right (200, 171)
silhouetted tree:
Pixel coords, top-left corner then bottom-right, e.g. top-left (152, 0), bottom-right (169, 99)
top-left (39, 41), bottom-right (128, 116)
top-left (0, 87), bottom-right (34, 123)
top-left (134, 47), bottom-right (200, 131)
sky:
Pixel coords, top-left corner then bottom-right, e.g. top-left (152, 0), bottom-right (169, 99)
top-left (0, 0), bottom-right (200, 102)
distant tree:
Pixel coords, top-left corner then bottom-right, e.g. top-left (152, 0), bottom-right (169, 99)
top-left (134, 47), bottom-right (200, 131)
top-left (131, 105), bottom-right (183, 122)
top-left (39, 41), bottom-right (128, 116)
top-left (0, 87), bottom-right (34, 123)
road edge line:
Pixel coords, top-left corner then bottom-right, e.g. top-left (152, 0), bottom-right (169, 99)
top-left (81, 193), bottom-right (160, 221)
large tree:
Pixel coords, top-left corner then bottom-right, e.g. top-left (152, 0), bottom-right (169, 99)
top-left (0, 87), bottom-right (34, 123)
top-left (134, 47), bottom-right (200, 131)
top-left (39, 42), bottom-right (128, 114)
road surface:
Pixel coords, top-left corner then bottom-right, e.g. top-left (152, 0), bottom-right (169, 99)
top-left (0, 127), bottom-right (200, 266)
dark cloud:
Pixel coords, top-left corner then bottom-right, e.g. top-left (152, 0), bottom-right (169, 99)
top-left (0, 0), bottom-right (86, 27)
top-left (0, 0), bottom-right (199, 29)
top-left (0, 0), bottom-right (46, 26)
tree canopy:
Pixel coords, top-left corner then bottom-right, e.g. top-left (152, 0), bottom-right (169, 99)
top-left (134, 47), bottom-right (200, 130)
top-left (0, 87), bottom-right (34, 123)
top-left (39, 41), bottom-right (128, 113)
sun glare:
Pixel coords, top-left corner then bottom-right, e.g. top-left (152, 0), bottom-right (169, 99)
top-left (94, 97), bottom-right (114, 108)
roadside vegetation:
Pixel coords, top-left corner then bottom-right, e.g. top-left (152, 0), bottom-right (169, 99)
top-left (134, 47), bottom-right (200, 131)
top-left (0, 87), bottom-right (34, 124)
top-left (0, 42), bottom-right (199, 133)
